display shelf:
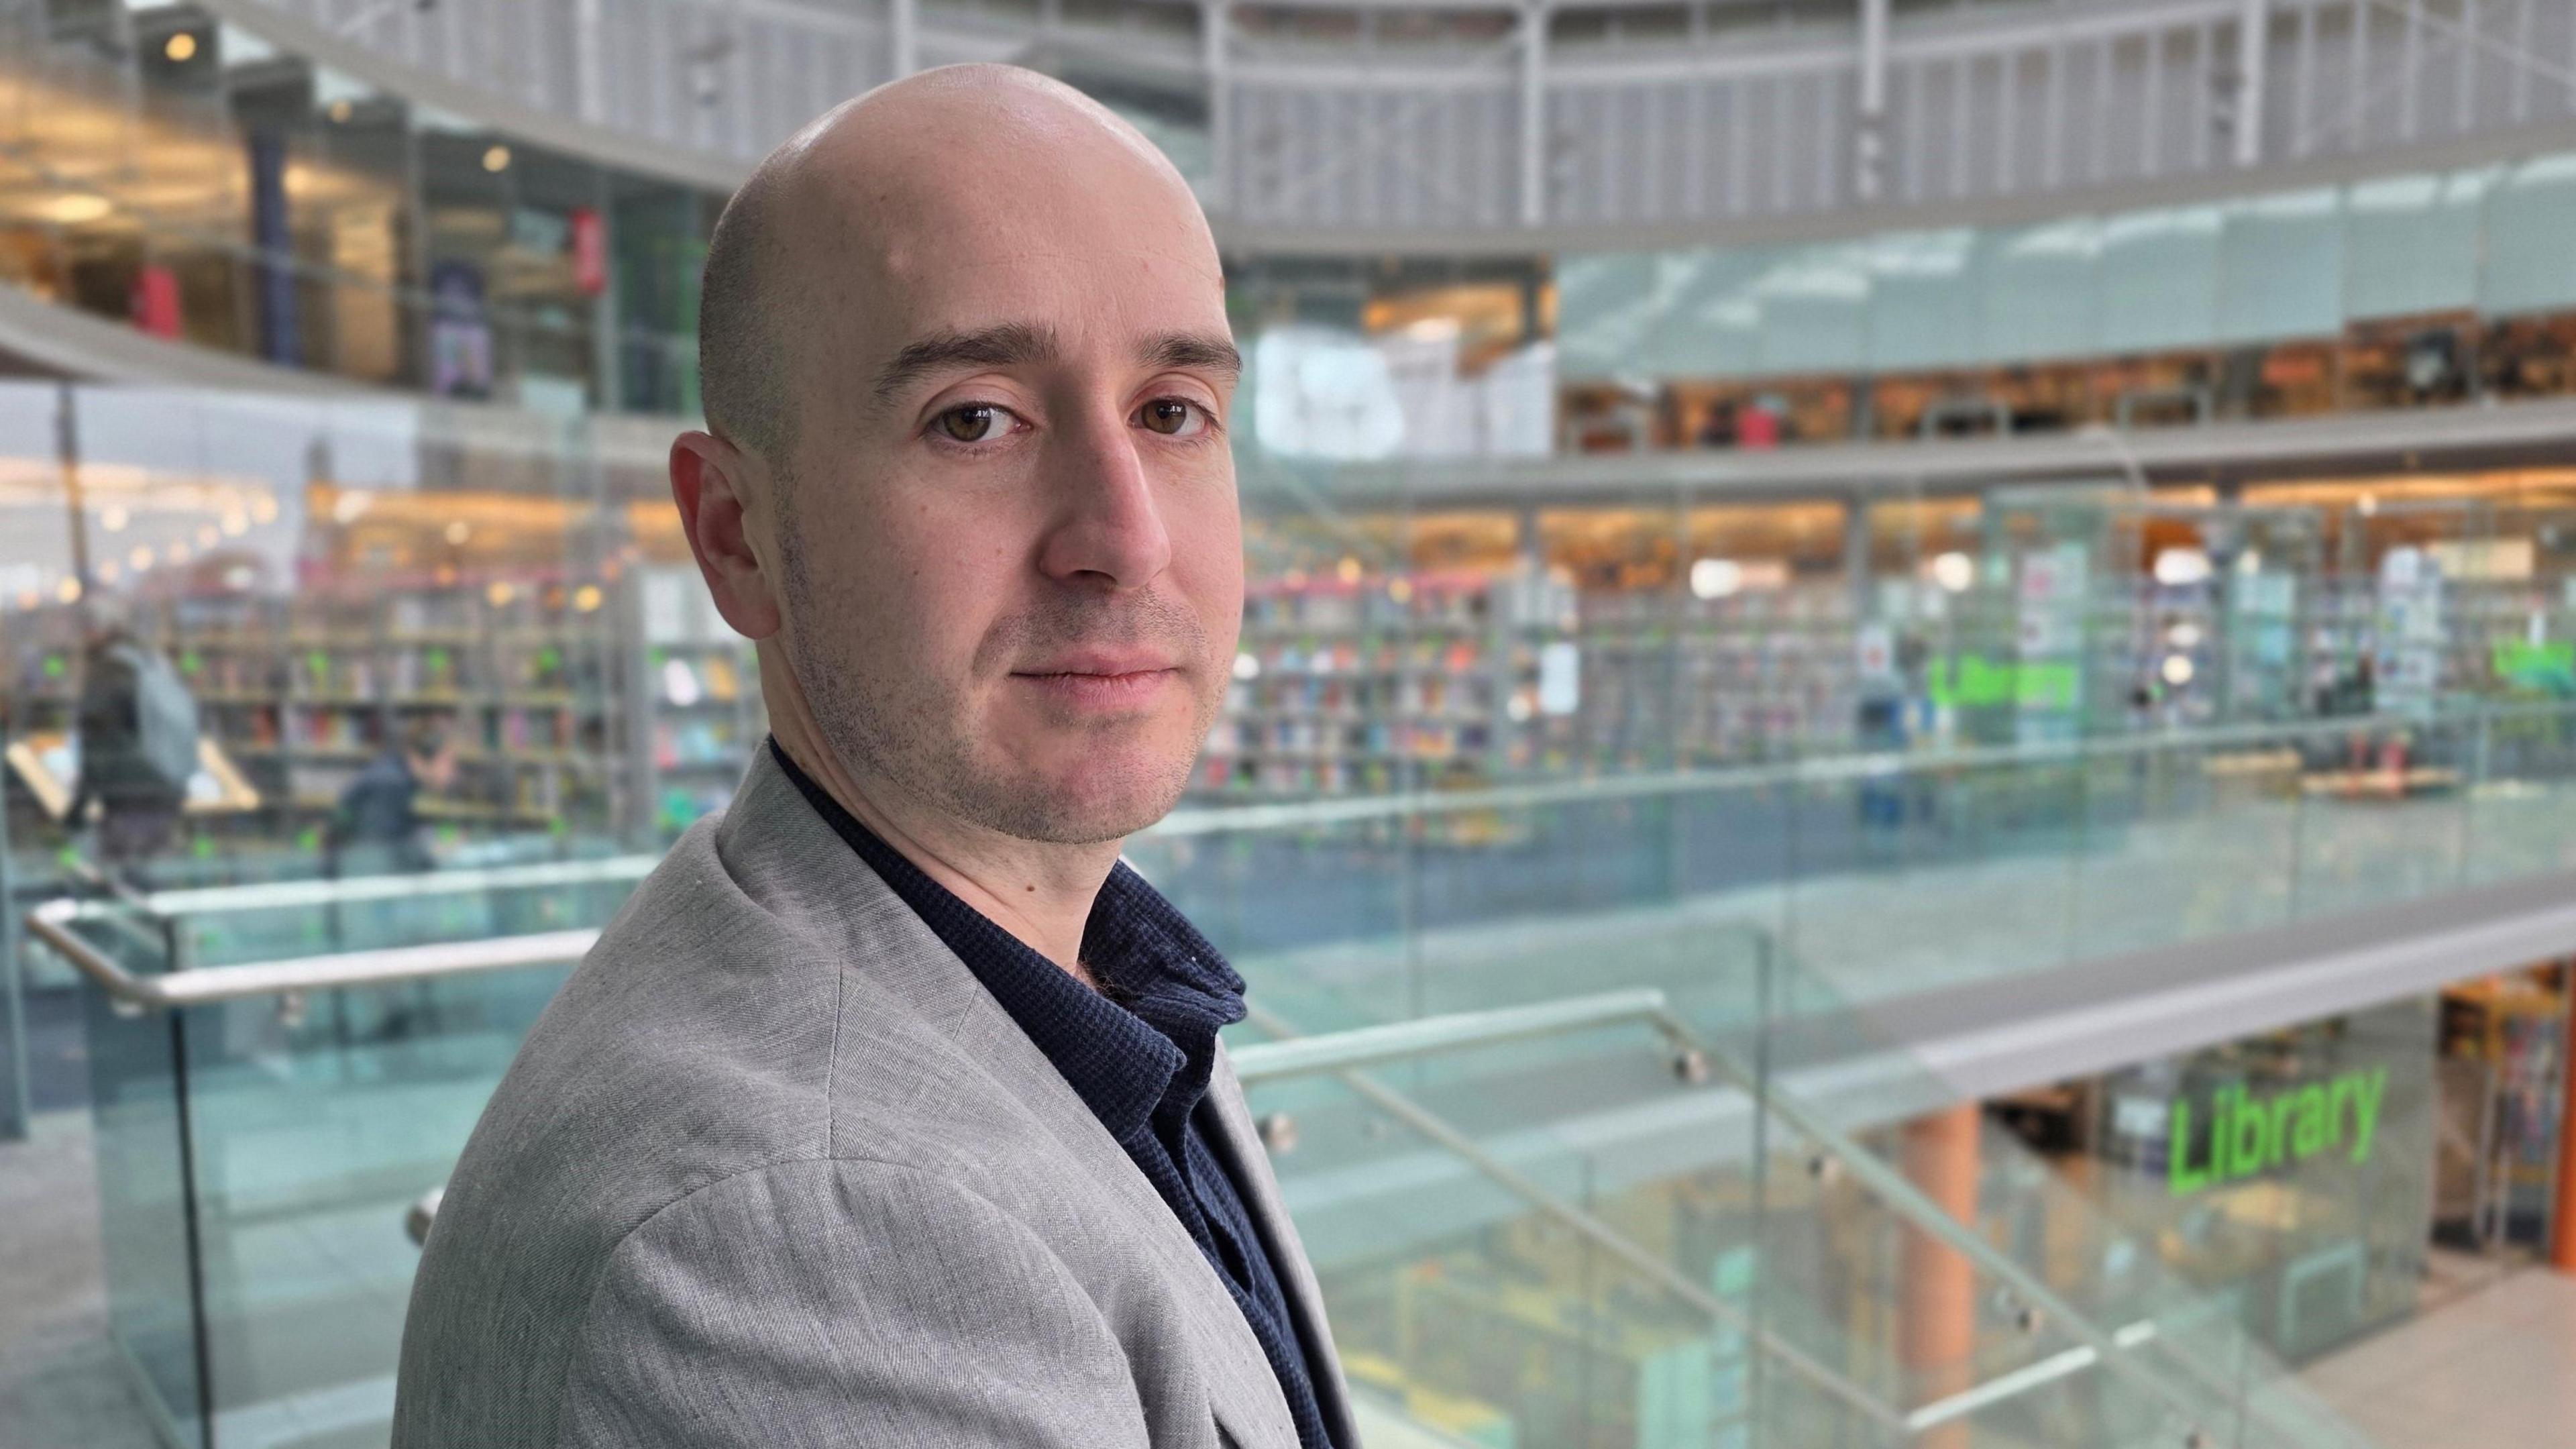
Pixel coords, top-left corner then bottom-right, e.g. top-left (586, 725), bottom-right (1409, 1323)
top-left (1198, 567), bottom-right (1575, 800)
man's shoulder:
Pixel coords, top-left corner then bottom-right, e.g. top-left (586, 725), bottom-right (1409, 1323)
top-left (393, 803), bottom-right (1018, 1446)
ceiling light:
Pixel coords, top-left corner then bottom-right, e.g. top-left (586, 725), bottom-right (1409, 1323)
top-left (1930, 551), bottom-right (1976, 594)
top-left (164, 32), bottom-right (197, 62)
top-left (2153, 548), bottom-right (2212, 587)
top-left (2161, 654), bottom-right (2195, 687)
top-left (482, 144), bottom-right (511, 173)
top-left (36, 193), bottom-right (111, 225)
top-left (1690, 557), bottom-right (1743, 600)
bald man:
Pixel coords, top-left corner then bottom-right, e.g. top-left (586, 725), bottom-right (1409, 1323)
top-left (392, 66), bottom-right (1352, 1449)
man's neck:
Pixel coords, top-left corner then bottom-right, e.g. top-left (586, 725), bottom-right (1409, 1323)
top-left (767, 718), bottom-right (1119, 981)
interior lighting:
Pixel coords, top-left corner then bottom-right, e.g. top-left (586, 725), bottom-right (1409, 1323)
top-left (196, 524), bottom-right (219, 549)
top-left (1689, 557), bottom-right (1744, 600)
top-left (1387, 578), bottom-right (1413, 604)
top-left (2357, 492), bottom-right (2379, 518)
top-left (37, 193), bottom-right (112, 225)
top-left (332, 489), bottom-right (373, 524)
top-left (573, 584), bottom-right (603, 612)
top-left (1930, 551), bottom-right (1976, 594)
top-left (2237, 548), bottom-right (2263, 575)
top-left (54, 577), bottom-right (79, 603)
top-left (445, 521), bottom-right (471, 545)
top-left (220, 509), bottom-right (249, 537)
top-left (486, 582), bottom-right (515, 608)
top-left (99, 502), bottom-right (129, 532)
top-left (662, 657), bottom-right (703, 708)
top-left (1336, 556), bottom-right (1362, 584)
top-left (2161, 654), bottom-right (2196, 687)
top-left (127, 546), bottom-right (153, 572)
top-left (482, 144), bottom-right (512, 174)
top-left (2153, 548), bottom-right (2212, 587)
top-left (248, 490), bottom-right (278, 524)
top-left (164, 32), bottom-right (197, 62)
top-left (2166, 622), bottom-right (2204, 649)
top-left (328, 99), bottom-right (354, 123)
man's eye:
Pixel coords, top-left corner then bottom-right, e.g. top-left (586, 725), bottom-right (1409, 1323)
top-left (1137, 398), bottom-right (1207, 438)
top-left (934, 404), bottom-right (1014, 443)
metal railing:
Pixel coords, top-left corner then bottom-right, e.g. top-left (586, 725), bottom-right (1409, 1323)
top-left (46, 696), bottom-right (2563, 934)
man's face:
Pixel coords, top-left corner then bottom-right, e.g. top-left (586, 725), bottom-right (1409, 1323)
top-left (769, 136), bottom-right (1241, 845)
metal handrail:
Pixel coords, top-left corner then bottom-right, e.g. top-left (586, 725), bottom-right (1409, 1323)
top-left (1238, 988), bottom-right (2286, 1446)
top-left (54, 695), bottom-right (2565, 924)
top-left (25, 913), bottom-right (596, 1008)
top-left (1234, 998), bottom-right (1910, 1435)
top-left (1229, 987), bottom-right (1699, 1084)
top-left (44, 890), bottom-right (2298, 1443)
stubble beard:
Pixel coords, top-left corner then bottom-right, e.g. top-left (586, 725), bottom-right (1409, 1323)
top-left (776, 521), bottom-right (1220, 847)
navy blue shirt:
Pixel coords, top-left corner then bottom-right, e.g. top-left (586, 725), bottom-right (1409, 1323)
top-left (771, 743), bottom-right (1338, 1449)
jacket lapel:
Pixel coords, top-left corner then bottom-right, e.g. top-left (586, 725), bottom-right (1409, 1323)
top-left (944, 990), bottom-right (1303, 1449)
top-left (1202, 1046), bottom-right (1360, 1449)
top-left (719, 751), bottom-right (1302, 1449)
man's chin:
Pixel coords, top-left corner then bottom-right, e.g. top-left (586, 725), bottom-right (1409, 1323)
top-left (960, 751), bottom-right (1195, 846)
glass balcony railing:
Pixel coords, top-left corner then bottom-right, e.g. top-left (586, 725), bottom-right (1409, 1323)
top-left (36, 700), bottom-right (2576, 1448)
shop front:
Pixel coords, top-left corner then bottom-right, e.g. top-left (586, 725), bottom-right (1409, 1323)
top-left (1990, 970), bottom-right (2570, 1365)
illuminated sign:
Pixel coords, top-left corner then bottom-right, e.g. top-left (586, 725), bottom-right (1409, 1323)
top-left (2167, 1066), bottom-right (2388, 1197)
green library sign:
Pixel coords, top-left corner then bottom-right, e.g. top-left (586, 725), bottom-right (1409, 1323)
top-left (2167, 1066), bottom-right (2389, 1197)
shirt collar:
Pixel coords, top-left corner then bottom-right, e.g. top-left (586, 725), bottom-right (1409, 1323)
top-left (769, 739), bottom-right (1244, 1143)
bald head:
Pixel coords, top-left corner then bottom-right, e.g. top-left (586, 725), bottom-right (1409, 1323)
top-left (698, 64), bottom-right (1217, 468)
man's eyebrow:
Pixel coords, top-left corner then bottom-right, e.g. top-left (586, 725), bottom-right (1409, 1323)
top-left (1142, 332), bottom-right (1242, 379)
top-left (873, 323), bottom-right (1061, 403)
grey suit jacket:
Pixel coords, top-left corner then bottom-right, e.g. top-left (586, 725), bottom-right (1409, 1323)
top-left (392, 750), bottom-right (1356, 1448)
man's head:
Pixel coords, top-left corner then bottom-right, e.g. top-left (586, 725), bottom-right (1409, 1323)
top-left (405, 717), bottom-right (459, 794)
top-left (674, 64), bottom-right (1242, 847)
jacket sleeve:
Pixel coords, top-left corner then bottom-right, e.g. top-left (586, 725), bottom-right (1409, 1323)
top-left (555, 1157), bottom-right (1154, 1449)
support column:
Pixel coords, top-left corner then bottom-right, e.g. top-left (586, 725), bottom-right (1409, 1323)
top-left (891, 0), bottom-right (919, 80)
top-left (1517, 3), bottom-right (1547, 228)
top-left (1202, 0), bottom-right (1231, 212)
top-left (573, 0), bottom-right (606, 125)
top-left (1854, 0), bottom-right (1890, 201)
top-left (1898, 1103), bottom-right (1982, 1446)
top-left (2553, 961), bottom-right (2576, 1273)
top-left (2233, 0), bottom-right (2271, 168)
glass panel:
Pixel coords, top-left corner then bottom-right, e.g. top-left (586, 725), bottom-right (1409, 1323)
top-left (2345, 173), bottom-right (2482, 322)
top-left (2215, 191), bottom-right (2343, 346)
top-left (184, 959), bottom-right (575, 1448)
top-left (64, 902), bottom-right (205, 1447)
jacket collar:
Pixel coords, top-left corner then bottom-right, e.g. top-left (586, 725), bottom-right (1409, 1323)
top-left (711, 746), bottom-right (1309, 1449)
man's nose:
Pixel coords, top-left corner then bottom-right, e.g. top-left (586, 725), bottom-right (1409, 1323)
top-left (1034, 407), bottom-right (1172, 590)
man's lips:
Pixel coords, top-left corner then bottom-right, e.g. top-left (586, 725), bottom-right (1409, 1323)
top-left (1014, 650), bottom-right (1181, 677)
top-left (1007, 656), bottom-right (1185, 708)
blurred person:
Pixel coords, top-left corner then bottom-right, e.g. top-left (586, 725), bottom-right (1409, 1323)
top-left (70, 593), bottom-right (199, 877)
top-left (331, 716), bottom-right (460, 875)
top-left (395, 65), bottom-right (1352, 1449)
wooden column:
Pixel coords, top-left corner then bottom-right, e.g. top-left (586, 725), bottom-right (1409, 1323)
top-left (1900, 1103), bottom-right (1984, 1447)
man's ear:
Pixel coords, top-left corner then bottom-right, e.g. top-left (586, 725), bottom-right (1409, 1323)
top-left (670, 431), bottom-right (784, 641)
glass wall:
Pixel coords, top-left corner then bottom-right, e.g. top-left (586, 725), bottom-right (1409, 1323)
top-left (0, 5), bottom-right (704, 412)
top-left (1558, 152), bottom-right (2576, 447)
